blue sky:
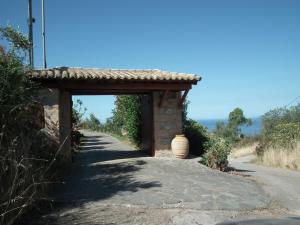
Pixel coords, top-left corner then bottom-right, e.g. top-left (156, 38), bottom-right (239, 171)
top-left (1, 0), bottom-right (300, 120)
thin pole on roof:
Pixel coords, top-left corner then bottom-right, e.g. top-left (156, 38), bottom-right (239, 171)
top-left (28, 0), bottom-right (34, 67)
top-left (42, 0), bottom-right (47, 68)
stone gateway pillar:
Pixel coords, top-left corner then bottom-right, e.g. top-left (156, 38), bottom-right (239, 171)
top-left (153, 91), bottom-right (183, 157)
top-left (38, 88), bottom-right (60, 140)
top-left (39, 88), bottom-right (72, 163)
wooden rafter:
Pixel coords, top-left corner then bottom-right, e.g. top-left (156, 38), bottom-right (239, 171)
top-left (178, 89), bottom-right (190, 107)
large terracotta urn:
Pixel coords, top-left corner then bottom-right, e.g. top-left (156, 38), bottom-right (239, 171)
top-left (171, 134), bottom-right (189, 159)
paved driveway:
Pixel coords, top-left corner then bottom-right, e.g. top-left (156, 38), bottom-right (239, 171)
top-left (229, 155), bottom-right (300, 215)
top-left (32, 131), bottom-right (290, 225)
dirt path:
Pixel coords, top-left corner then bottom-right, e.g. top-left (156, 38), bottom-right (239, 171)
top-left (229, 155), bottom-right (300, 215)
top-left (30, 131), bottom-right (294, 225)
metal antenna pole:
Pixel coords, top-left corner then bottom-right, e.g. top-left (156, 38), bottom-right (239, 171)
top-left (28, 0), bottom-right (34, 67)
top-left (42, 0), bottom-right (47, 68)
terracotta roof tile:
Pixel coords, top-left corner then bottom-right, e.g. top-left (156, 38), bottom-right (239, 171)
top-left (29, 67), bottom-right (201, 82)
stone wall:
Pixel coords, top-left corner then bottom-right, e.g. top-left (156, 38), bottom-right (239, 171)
top-left (38, 88), bottom-right (60, 141)
top-left (153, 91), bottom-right (182, 157)
top-left (141, 94), bottom-right (153, 155)
top-left (38, 88), bottom-right (72, 163)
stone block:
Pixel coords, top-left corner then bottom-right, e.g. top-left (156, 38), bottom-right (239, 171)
top-left (153, 91), bottom-right (182, 156)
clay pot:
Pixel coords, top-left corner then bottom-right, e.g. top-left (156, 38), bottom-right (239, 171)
top-left (171, 134), bottom-right (189, 159)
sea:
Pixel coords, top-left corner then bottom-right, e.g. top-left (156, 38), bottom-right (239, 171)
top-left (198, 117), bottom-right (262, 136)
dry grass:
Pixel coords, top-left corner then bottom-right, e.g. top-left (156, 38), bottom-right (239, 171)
top-left (256, 143), bottom-right (300, 171)
top-left (232, 141), bottom-right (300, 171)
top-left (230, 143), bottom-right (257, 158)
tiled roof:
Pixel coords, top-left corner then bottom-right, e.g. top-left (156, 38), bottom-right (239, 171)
top-left (29, 67), bottom-right (201, 82)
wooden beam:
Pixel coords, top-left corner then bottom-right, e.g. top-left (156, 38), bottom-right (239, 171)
top-left (158, 90), bottom-right (169, 107)
top-left (37, 80), bottom-right (192, 92)
top-left (71, 90), bottom-right (151, 95)
top-left (178, 89), bottom-right (190, 107)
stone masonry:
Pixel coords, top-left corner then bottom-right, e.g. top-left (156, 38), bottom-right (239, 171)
top-left (38, 88), bottom-right (60, 140)
top-left (153, 91), bottom-right (182, 157)
top-left (38, 89), bottom-right (183, 159)
top-left (39, 88), bottom-right (72, 163)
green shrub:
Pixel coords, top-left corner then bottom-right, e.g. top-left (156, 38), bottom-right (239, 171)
top-left (82, 113), bottom-right (101, 131)
top-left (100, 117), bottom-right (120, 134)
top-left (202, 137), bottom-right (232, 171)
top-left (182, 100), bottom-right (232, 171)
top-left (263, 122), bottom-right (300, 149)
top-left (255, 104), bottom-right (300, 169)
top-left (262, 104), bottom-right (300, 133)
top-left (183, 119), bottom-right (209, 155)
top-left (0, 26), bottom-right (57, 225)
top-left (70, 99), bottom-right (86, 151)
top-left (71, 129), bottom-right (84, 151)
top-left (111, 95), bottom-right (142, 146)
top-left (81, 95), bottom-right (142, 147)
top-left (260, 103), bottom-right (300, 152)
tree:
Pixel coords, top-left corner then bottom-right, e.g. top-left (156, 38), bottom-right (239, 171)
top-left (72, 99), bottom-right (87, 126)
top-left (228, 108), bottom-right (252, 129)
top-left (215, 108), bottom-right (252, 142)
top-left (110, 95), bottom-right (142, 146)
top-left (0, 26), bottom-right (36, 116)
top-left (88, 113), bottom-right (101, 130)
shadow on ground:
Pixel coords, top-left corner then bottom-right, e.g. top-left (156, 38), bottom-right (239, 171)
top-left (22, 134), bottom-right (161, 225)
top-left (54, 135), bottom-right (160, 203)
top-left (55, 158), bottom-right (161, 203)
top-left (225, 167), bottom-right (255, 173)
top-left (77, 148), bottom-right (147, 164)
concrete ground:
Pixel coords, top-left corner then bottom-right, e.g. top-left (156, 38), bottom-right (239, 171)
top-left (32, 131), bottom-right (298, 225)
top-left (229, 155), bottom-right (300, 215)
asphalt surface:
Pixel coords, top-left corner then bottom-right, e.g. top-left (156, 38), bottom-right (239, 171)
top-left (30, 131), bottom-right (299, 225)
top-left (228, 155), bottom-right (300, 215)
